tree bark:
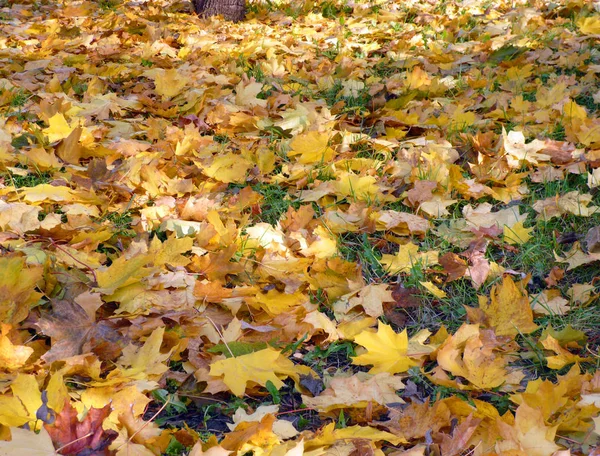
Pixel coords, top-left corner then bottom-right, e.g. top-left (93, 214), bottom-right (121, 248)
top-left (193, 0), bottom-right (246, 22)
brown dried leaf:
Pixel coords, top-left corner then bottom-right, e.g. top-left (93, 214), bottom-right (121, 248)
top-left (36, 300), bottom-right (123, 363)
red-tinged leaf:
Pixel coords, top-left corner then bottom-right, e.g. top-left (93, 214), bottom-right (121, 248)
top-left (45, 401), bottom-right (117, 455)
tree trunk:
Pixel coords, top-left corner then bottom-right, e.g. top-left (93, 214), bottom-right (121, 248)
top-left (193, 0), bottom-right (246, 22)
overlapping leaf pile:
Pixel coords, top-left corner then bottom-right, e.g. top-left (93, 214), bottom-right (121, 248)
top-left (1, 0), bottom-right (600, 454)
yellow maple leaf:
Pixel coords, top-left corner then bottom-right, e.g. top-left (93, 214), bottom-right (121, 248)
top-left (43, 113), bottom-right (76, 143)
top-left (0, 324), bottom-right (33, 371)
top-left (300, 225), bottom-right (337, 259)
top-left (541, 334), bottom-right (591, 369)
top-left (235, 80), bottom-right (267, 108)
top-left (21, 184), bottom-right (75, 203)
top-left (555, 242), bottom-right (600, 270)
top-left (333, 171), bottom-right (379, 202)
top-left (152, 68), bottom-right (188, 99)
top-left (250, 290), bottom-right (307, 316)
top-left (306, 423), bottom-right (406, 449)
top-left (0, 201), bottom-right (41, 234)
top-left (579, 16), bottom-right (600, 35)
top-left (563, 100), bottom-right (588, 120)
top-left (495, 403), bottom-right (561, 456)
top-left (436, 324), bottom-right (509, 390)
top-left (0, 374), bottom-right (42, 428)
top-left (96, 253), bottom-right (151, 293)
top-left (510, 377), bottom-right (569, 422)
top-left (352, 322), bottom-right (420, 374)
top-left (288, 131), bottom-right (336, 165)
top-left (110, 327), bottom-right (171, 380)
top-left (0, 256), bottom-right (43, 325)
top-left (0, 427), bottom-right (57, 455)
top-left (23, 147), bottom-right (62, 171)
top-left (503, 220), bottom-right (533, 245)
top-left (202, 153), bottom-right (252, 183)
top-left (380, 242), bottom-right (438, 274)
top-left (333, 283), bottom-right (395, 319)
top-left (45, 372), bottom-right (69, 414)
top-left (149, 236), bottom-right (193, 268)
top-left (478, 276), bottom-right (538, 337)
top-left (80, 384), bottom-right (151, 426)
top-left (502, 128), bottom-right (550, 168)
top-left (209, 347), bottom-right (305, 397)
top-left (302, 372), bottom-right (405, 412)
top-left (0, 372), bottom-right (68, 432)
top-left (405, 66), bottom-right (431, 90)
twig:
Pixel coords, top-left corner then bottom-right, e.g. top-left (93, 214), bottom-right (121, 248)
top-left (50, 239), bottom-right (98, 284)
top-left (205, 315), bottom-right (235, 358)
top-left (276, 407), bottom-right (316, 415)
top-left (55, 431), bottom-right (94, 453)
top-left (556, 434), bottom-right (582, 445)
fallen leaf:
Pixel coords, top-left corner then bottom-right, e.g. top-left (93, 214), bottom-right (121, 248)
top-left (503, 220), bottom-right (533, 245)
top-left (0, 324), bottom-right (33, 371)
top-left (37, 300), bottom-right (122, 363)
top-left (209, 347), bottom-right (308, 396)
top-left (478, 276), bottom-right (538, 337)
top-left (0, 427), bottom-right (57, 456)
top-left (437, 324), bottom-right (509, 389)
top-left (45, 401), bottom-right (117, 455)
top-left (352, 322), bottom-right (420, 374)
top-left (541, 334), bottom-right (591, 369)
top-left (303, 372), bottom-right (404, 411)
top-left (495, 403), bottom-right (562, 456)
top-left (380, 242), bottom-right (438, 274)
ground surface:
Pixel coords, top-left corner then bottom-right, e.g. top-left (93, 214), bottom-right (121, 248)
top-left (0, 0), bottom-right (600, 455)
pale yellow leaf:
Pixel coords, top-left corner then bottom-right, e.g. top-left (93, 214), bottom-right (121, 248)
top-left (0, 427), bottom-right (57, 456)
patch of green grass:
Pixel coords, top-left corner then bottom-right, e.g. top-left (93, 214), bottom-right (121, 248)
top-left (369, 60), bottom-right (402, 78)
top-left (547, 123), bottom-right (566, 141)
top-left (151, 389), bottom-right (188, 419)
top-left (575, 93), bottom-right (600, 114)
top-left (213, 134), bottom-right (229, 144)
top-left (317, 80), bottom-right (372, 113)
top-left (537, 306), bottom-right (600, 344)
top-left (163, 437), bottom-right (189, 456)
top-left (72, 82), bottom-right (88, 96)
top-left (337, 232), bottom-right (386, 282)
top-left (521, 90), bottom-right (537, 102)
top-left (320, 1), bottom-right (352, 19)
top-left (150, 227), bottom-right (168, 242)
top-left (231, 183), bottom-right (299, 226)
top-left (102, 209), bottom-right (136, 237)
top-left (319, 43), bottom-right (339, 61)
top-left (255, 183), bottom-right (296, 225)
top-left (247, 63), bottom-right (265, 83)
top-left (98, 0), bottom-right (119, 11)
top-left (401, 277), bottom-right (476, 333)
top-left (497, 174), bottom-right (600, 291)
top-left (527, 173), bottom-right (588, 201)
top-left (236, 55), bottom-right (266, 83)
top-left (9, 89), bottom-right (28, 108)
top-left (3, 169), bottom-right (52, 188)
top-left (303, 340), bottom-right (356, 373)
top-left (351, 142), bottom-right (386, 161)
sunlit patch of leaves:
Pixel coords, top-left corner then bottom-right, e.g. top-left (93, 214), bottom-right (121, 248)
top-left (2, 0), bottom-right (600, 454)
